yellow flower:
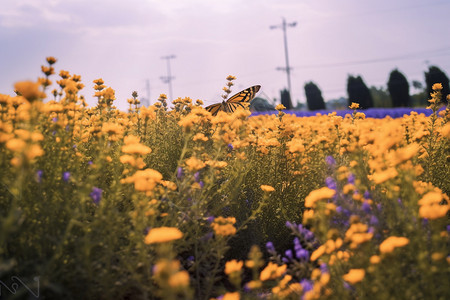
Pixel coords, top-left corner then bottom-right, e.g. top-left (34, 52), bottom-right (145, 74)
top-left (46, 56), bottom-right (57, 65)
top-left (225, 260), bottom-right (243, 275)
top-left (370, 255), bottom-right (381, 264)
top-left (193, 133), bottom-right (208, 142)
top-left (259, 262), bottom-right (287, 281)
top-left (185, 156), bottom-right (206, 171)
top-left (245, 280), bottom-right (262, 290)
top-left (226, 75), bottom-right (237, 81)
top-left (418, 191), bottom-right (449, 219)
top-left (14, 80), bottom-right (46, 102)
top-left (260, 185), bottom-right (275, 192)
top-left (371, 167), bottom-right (398, 184)
top-left (310, 245), bottom-right (325, 261)
top-left (168, 270), bottom-right (190, 287)
top-left (26, 144), bottom-right (44, 160)
top-left (432, 83), bottom-right (443, 90)
top-left (419, 204), bottom-right (448, 219)
top-left (349, 102), bottom-right (360, 109)
top-left (211, 217), bottom-right (237, 236)
top-left (379, 236), bottom-right (409, 254)
top-left (144, 227), bottom-right (183, 244)
top-left (102, 122), bottom-right (124, 141)
top-left (275, 104), bottom-right (286, 111)
top-left (122, 143), bottom-right (151, 155)
top-left (304, 187), bottom-right (336, 208)
top-left (122, 168), bottom-right (163, 192)
top-left (6, 138), bottom-right (26, 152)
top-left (342, 269), bottom-right (365, 284)
top-left (223, 292), bottom-right (240, 300)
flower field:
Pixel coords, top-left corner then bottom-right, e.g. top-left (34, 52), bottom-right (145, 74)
top-left (0, 58), bottom-right (449, 299)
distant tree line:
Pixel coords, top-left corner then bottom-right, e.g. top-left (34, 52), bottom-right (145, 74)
top-left (269, 65), bottom-right (449, 111)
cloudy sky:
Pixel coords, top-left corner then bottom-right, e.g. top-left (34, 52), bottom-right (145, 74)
top-left (1, 0), bottom-right (450, 110)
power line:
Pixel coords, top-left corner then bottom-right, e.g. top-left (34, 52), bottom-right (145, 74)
top-left (293, 46), bottom-right (450, 69)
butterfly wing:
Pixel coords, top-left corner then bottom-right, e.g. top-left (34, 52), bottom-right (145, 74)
top-left (227, 85), bottom-right (261, 103)
top-left (225, 85), bottom-right (261, 113)
top-left (205, 103), bottom-right (222, 116)
top-left (205, 85), bottom-right (261, 116)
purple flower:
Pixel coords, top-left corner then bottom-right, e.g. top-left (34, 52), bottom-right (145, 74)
top-left (206, 216), bottom-right (215, 223)
top-left (266, 241), bottom-right (275, 252)
top-left (199, 181), bottom-right (204, 188)
top-left (286, 221), bottom-right (293, 229)
top-left (369, 215), bottom-right (378, 226)
top-left (36, 170), bottom-right (43, 183)
top-left (296, 249), bottom-right (309, 260)
top-left (62, 171), bottom-right (70, 182)
top-left (300, 279), bottom-right (313, 293)
top-left (90, 187), bottom-right (103, 205)
top-left (194, 172), bottom-right (200, 182)
top-left (293, 237), bottom-right (301, 250)
top-left (325, 155), bottom-right (336, 166)
top-left (325, 177), bottom-right (337, 190)
top-left (285, 249), bottom-right (293, 259)
top-left (227, 143), bottom-right (234, 151)
top-left (52, 117), bottom-right (58, 122)
top-left (320, 263), bottom-right (328, 273)
top-left (362, 201), bottom-right (371, 213)
top-left (347, 173), bottom-right (355, 184)
top-left (176, 167), bottom-right (183, 179)
top-left (364, 190), bottom-right (371, 199)
top-left (201, 232), bottom-right (213, 242)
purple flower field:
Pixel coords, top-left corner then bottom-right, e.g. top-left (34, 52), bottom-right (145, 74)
top-left (252, 107), bottom-right (445, 118)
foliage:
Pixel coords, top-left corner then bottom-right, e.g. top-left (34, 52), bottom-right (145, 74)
top-left (387, 69), bottom-right (410, 107)
top-left (425, 66), bottom-right (450, 104)
top-left (0, 58), bottom-right (449, 299)
top-left (280, 89), bottom-right (293, 110)
top-left (346, 75), bottom-right (374, 109)
top-left (304, 82), bottom-right (326, 111)
top-left (369, 86), bottom-right (391, 108)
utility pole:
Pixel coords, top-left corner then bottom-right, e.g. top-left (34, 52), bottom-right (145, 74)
top-left (160, 55), bottom-right (176, 100)
top-left (270, 18), bottom-right (297, 106)
top-left (142, 79), bottom-right (151, 106)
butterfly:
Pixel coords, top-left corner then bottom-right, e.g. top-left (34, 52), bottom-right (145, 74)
top-left (205, 85), bottom-right (261, 116)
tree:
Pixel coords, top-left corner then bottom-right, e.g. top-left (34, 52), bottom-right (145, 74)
top-left (250, 97), bottom-right (275, 112)
top-left (387, 69), bottom-right (410, 107)
top-left (304, 81), bottom-right (326, 110)
top-left (370, 86), bottom-right (391, 108)
top-left (425, 66), bottom-right (449, 104)
top-left (280, 89), bottom-right (293, 110)
top-left (347, 75), bottom-right (374, 109)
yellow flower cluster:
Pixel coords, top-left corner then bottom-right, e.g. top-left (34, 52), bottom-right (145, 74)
top-left (418, 191), bottom-right (449, 219)
top-left (304, 187), bottom-right (336, 208)
top-left (379, 236), bottom-right (410, 254)
top-left (121, 168), bottom-right (163, 195)
top-left (144, 227), bottom-right (183, 244)
top-left (260, 185), bottom-right (275, 192)
top-left (259, 262), bottom-right (287, 281)
top-left (211, 216), bottom-right (237, 236)
top-left (344, 223), bottom-right (373, 249)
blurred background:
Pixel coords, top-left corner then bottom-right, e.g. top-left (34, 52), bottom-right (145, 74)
top-left (1, 0), bottom-right (449, 111)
